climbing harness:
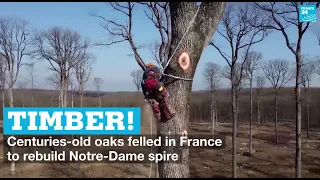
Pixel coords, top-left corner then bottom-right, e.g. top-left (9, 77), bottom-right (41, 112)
top-left (160, 6), bottom-right (201, 82)
top-left (147, 6), bottom-right (201, 178)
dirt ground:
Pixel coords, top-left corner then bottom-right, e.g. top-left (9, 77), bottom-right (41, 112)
top-left (0, 121), bottom-right (319, 178)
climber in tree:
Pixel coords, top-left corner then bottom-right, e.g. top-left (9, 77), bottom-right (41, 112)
top-left (141, 63), bottom-right (175, 122)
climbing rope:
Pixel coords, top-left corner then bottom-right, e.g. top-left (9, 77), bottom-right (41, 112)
top-left (161, 6), bottom-right (201, 82)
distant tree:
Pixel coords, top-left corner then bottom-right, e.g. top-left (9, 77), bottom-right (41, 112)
top-left (75, 54), bottom-right (94, 107)
top-left (254, 2), bottom-right (320, 177)
top-left (203, 62), bottom-right (221, 135)
top-left (17, 81), bottom-right (27, 107)
top-left (93, 77), bottom-right (103, 107)
top-left (255, 75), bottom-right (265, 126)
top-left (210, 3), bottom-right (269, 176)
top-left (301, 57), bottom-right (315, 139)
top-left (68, 79), bottom-right (77, 108)
top-left (130, 69), bottom-right (144, 106)
top-left (46, 72), bottom-right (72, 107)
top-left (244, 51), bottom-right (262, 155)
top-left (262, 59), bottom-right (293, 145)
top-left (223, 63), bottom-right (248, 127)
top-left (0, 17), bottom-right (33, 175)
top-left (0, 55), bottom-right (7, 108)
top-left (33, 27), bottom-right (90, 107)
top-left (25, 62), bottom-right (37, 106)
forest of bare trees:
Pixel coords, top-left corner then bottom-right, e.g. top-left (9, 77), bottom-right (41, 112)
top-left (0, 1), bottom-right (319, 178)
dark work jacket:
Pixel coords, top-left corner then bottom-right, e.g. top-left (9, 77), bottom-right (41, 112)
top-left (141, 66), bottom-right (161, 98)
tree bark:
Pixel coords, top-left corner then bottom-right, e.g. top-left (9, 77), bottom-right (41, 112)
top-left (2, 90), bottom-right (5, 108)
top-left (80, 85), bottom-right (84, 107)
top-left (137, 89), bottom-right (140, 106)
top-left (71, 93), bottom-right (74, 108)
top-left (158, 2), bottom-right (225, 178)
top-left (231, 68), bottom-right (238, 178)
top-left (31, 95), bottom-right (34, 107)
top-left (305, 88), bottom-right (310, 139)
top-left (215, 98), bottom-right (218, 127)
top-left (211, 89), bottom-right (215, 135)
top-left (257, 96), bottom-right (261, 126)
top-left (295, 53), bottom-right (302, 178)
top-left (8, 84), bottom-right (15, 175)
top-left (236, 93), bottom-right (240, 130)
top-left (249, 76), bottom-right (253, 154)
top-left (274, 90), bottom-right (278, 145)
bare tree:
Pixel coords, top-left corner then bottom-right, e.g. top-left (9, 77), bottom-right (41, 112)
top-left (131, 69), bottom-right (144, 106)
top-left (0, 17), bottom-right (33, 175)
top-left (301, 57), bottom-right (315, 139)
top-left (46, 73), bottom-right (61, 90)
top-left (0, 17), bottom-right (32, 108)
top-left (0, 55), bottom-right (7, 108)
top-left (256, 75), bottom-right (265, 126)
top-left (93, 77), bottom-right (103, 107)
top-left (25, 62), bottom-right (37, 106)
top-left (223, 63), bottom-right (248, 126)
top-left (262, 59), bottom-right (293, 145)
top-left (68, 79), bottom-right (77, 108)
top-left (209, 3), bottom-right (269, 177)
top-left (94, 2), bottom-right (226, 178)
top-left (254, 2), bottom-right (320, 177)
top-left (75, 54), bottom-right (94, 107)
top-left (203, 62), bottom-right (220, 135)
top-left (46, 72), bottom-right (62, 107)
top-left (33, 27), bottom-right (90, 107)
top-left (17, 81), bottom-right (27, 107)
top-left (244, 51), bottom-right (262, 155)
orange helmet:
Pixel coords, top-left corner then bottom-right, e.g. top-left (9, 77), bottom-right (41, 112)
top-left (146, 62), bottom-right (154, 68)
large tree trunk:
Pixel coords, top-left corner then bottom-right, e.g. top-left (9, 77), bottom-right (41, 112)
top-left (80, 85), bottom-right (84, 107)
top-left (137, 90), bottom-right (140, 106)
top-left (31, 95), bottom-right (34, 107)
top-left (215, 98), bottom-right (218, 127)
top-left (231, 69), bottom-right (238, 178)
top-left (71, 93), bottom-right (74, 108)
top-left (295, 53), bottom-right (302, 178)
top-left (257, 95), bottom-right (261, 126)
top-left (8, 81), bottom-right (15, 175)
top-left (21, 93), bottom-right (24, 107)
top-left (158, 2), bottom-right (225, 178)
top-left (305, 88), bottom-right (310, 139)
top-left (2, 90), bottom-right (5, 108)
top-left (211, 89), bottom-right (215, 135)
top-left (8, 86), bottom-right (13, 108)
top-left (274, 90), bottom-right (278, 145)
top-left (249, 77), bottom-right (253, 155)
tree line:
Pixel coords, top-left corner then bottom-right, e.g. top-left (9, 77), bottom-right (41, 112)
top-left (1, 2), bottom-right (319, 178)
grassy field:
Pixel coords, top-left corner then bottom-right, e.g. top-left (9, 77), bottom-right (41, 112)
top-left (0, 88), bottom-right (319, 178)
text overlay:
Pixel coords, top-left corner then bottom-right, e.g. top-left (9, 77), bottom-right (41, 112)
top-left (3, 107), bottom-right (141, 135)
top-left (3, 134), bottom-right (226, 163)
